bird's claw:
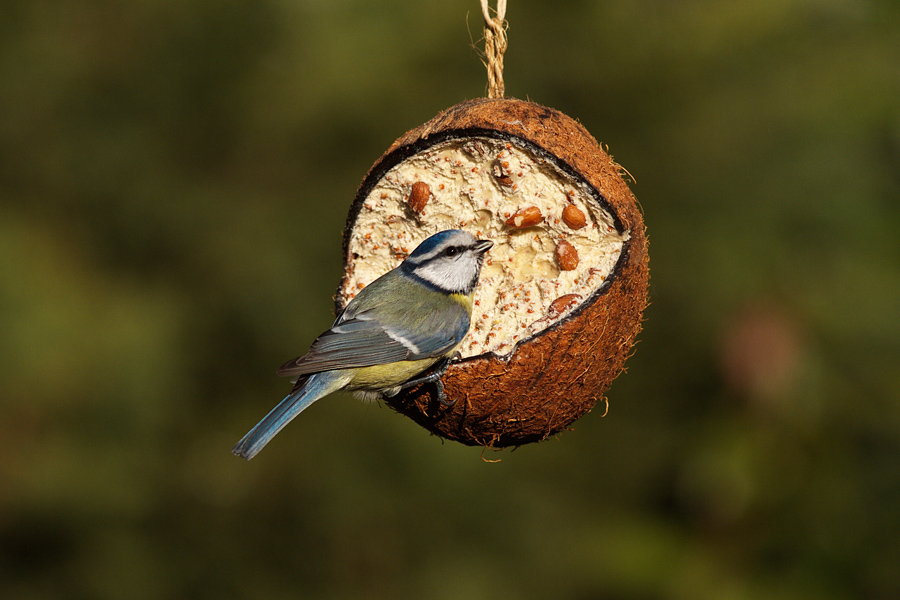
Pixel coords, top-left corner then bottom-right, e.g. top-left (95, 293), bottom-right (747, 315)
top-left (435, 378), bottom-right (457, 407)
top-left (396, 357), bottom-right (457, 407)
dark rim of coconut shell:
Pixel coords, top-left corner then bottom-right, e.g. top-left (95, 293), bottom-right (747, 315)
top-left (338, 128), bottom-right (634, 363)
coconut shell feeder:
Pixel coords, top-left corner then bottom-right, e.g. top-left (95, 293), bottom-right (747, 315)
top-left (336, 1), bottom-right (648, 448)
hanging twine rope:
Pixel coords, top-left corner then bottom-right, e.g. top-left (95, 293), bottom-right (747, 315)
top-left (480, 0), bottom-right (508, 98)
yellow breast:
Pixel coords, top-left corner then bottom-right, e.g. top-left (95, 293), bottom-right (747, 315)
top-left (345, 358), bottom-right (440, 392)
top-left (449, 292), bottom-right (473, 312)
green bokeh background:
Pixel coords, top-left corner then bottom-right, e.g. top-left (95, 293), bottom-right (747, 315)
top-left (2, 1), bottom-right (899, 598)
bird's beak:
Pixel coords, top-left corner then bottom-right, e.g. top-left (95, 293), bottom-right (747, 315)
top-left (474, 239), bottom-right (493, 255)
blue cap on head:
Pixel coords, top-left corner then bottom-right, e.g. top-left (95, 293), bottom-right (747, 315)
top-left (407, 229), bottom-right (467, 259)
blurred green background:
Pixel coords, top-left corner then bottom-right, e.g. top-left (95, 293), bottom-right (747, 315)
top-left (2, 0), bottom-right (899, 598)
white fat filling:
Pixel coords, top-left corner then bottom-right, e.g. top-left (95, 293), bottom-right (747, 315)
top-left (338, 137), bottom-right (628, 359)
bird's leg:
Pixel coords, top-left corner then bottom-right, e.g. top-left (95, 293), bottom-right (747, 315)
top-left (395, 357), bottom-right (456, 406)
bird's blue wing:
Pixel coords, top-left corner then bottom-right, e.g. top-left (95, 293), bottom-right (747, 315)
top-left (276, 304), bottom-right (470, 377)
top-left (277, 315), bottom-right (409, 375)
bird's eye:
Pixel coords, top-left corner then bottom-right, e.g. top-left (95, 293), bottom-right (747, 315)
top-left (445, 246), bottom-right (459, 257)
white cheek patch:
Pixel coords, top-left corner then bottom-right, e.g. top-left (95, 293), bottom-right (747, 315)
top-left (412, 255), bottom-right (477, 293)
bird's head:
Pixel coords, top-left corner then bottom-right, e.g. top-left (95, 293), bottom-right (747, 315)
top-left (401, 229), bottom-right (493, 295)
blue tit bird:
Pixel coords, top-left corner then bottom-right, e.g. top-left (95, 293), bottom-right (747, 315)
top-left (232, 229), bottom-right (493, 460)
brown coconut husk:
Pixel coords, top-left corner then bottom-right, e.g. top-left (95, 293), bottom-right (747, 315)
top-left (339, 97), bottom-right (649, 447)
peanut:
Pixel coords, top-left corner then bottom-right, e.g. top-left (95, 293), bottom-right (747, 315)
top-left (562, 204), bottom-right (587, 230)
top-left (505, 206), bottom-right (543, 228)
top-left (555, 239), bottom-right (579, 271)
top-left (408, 181), bottom-right (431, 213)
top-left (548, 294), bottom-right (581, 319)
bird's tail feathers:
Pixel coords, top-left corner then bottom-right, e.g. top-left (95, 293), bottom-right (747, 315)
top-left (232, 371), bottom-right (350, 460)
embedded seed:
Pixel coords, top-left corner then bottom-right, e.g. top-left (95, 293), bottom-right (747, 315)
top-left (408, 182), bottom-right (431, 213)
top-left (463, 140), bottom-right (488, 157)
top-left (492, 161), bottom-right (514, 187)
top-left (555, 239), bottom-right (579, 270)
top-left (548, 294), bottom-right (581, 319)
top-left (562, 204), bottom-right (587, 230)
top-left (505, 206), bottom-right (543, 228)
